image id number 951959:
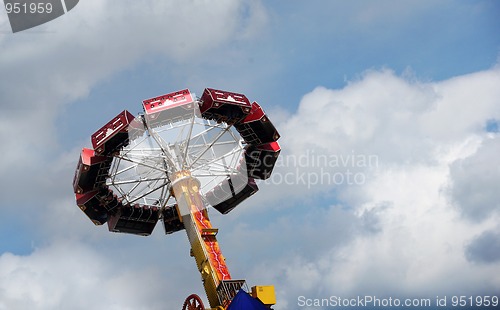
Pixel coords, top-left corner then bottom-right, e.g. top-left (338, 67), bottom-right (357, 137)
top-left (5, 2), bottom-right (53, 14)
top-left (450, 295), bottom-right (498, 307)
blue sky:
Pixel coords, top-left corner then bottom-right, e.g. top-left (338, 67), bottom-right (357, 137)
top-left (1, 1), bottom-right (500, 309)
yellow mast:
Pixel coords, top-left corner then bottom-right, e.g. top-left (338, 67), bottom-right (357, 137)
top-left (171, 170), bottom-right (234, 309)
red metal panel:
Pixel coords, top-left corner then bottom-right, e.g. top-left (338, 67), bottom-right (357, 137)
top-left (75, 190), bottom-right (99, 205)
top-left (201, 88), bottom-right (251, 109)
top-left (75, 190), bottom-right (108, 225)
top-left (206, 175), bottom-right (258, 214)
top-left (72, 148), bottom-right (112, 194)
top-left (98, 187), bottom-right (122, 213)
top-left (91, 110), bottom-right (135, 155)
top-left (142, 89), bottom-right (194, 114)
top-left (142, 89), bottom-right (197, 128)
top-left (234, 101), bottom-right (280, 145)
top-left (200, 88), bottom-right (252, 124)
top-left (107, 204), bottom-right (160, 236)
top-left (244, 141), bottom-right (281, 180)
top-left (241, 101), bottom-right (264, 122)
top-left (162, 204), bottom-right (185, 234)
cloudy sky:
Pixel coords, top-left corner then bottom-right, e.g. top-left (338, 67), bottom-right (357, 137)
top-left (1, 0), bottom-right (499, 309)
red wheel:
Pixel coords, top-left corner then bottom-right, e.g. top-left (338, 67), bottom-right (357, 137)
top-left (182, 294), bottom-right (205, 310)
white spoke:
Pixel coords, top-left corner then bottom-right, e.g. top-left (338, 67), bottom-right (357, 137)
top-left (186, 125), bottom-right (233, 170)
top-left (106, 100), bottom-right (246, 209)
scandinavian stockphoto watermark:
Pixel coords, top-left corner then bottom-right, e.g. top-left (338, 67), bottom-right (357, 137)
top-left (297, 295), bottom-right (500, 308)
top-left (3, 0), bottom-right (79, 33)
top-left (263, 150), bottom-right (379, 188)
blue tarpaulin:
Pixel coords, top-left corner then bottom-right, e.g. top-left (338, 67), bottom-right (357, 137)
top-left (226, 290), bottom-right (268, 310)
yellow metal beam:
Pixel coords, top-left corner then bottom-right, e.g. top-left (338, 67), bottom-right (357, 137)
top-left (171, 171), bottom-right (232, 308)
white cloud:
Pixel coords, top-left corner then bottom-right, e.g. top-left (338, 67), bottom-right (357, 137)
top-left (1, 2), bottom-right (499, 307)
top-left (229, 65), bottom-right (500, 306)
top-left (449, 136), bottom-right (500, 221)
top-left (247, 66), bottom-right (500, 205)
top-left (3, 64), bottom-right (499, 308)
top-left (0, 240), bottom-right (169, 310)
top-left (465, 227), bottom-right (500, 264)
top-left (0, 3), bottom-right (271, 307)
top-left (0, 0), bottom-right (269, 200)
top-left (421, 68), bottom-right (500, 141)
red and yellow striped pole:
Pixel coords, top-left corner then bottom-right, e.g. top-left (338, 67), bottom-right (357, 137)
top-left (171, 171), bottom-right (231, 309)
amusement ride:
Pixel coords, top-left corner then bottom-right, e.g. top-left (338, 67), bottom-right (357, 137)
top-left (72, 88), bottom-right (281, 309)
